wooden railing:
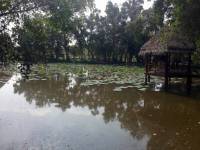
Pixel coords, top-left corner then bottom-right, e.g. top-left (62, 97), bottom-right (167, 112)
top-left (146, 63), bottom-right (200, 78)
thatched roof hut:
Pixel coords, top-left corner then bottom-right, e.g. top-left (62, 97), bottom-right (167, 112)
top-left (139, 29), bottom-right (196, 56)
top-left (139, 28), bottom-right (198, 94)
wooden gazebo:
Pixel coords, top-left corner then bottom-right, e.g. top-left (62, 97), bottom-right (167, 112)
top-left (139, 29), bottom-right (196, 94)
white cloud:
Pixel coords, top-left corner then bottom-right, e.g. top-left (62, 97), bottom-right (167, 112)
top-left (143, 0), bottom-right (154, 9)
top-left (95, 0), bottom-right (155, 15)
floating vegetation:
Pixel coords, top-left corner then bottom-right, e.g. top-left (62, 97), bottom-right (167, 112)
top-left (113, 85), bottom-right (135, 92)
top-left (26, 64), bottom-right (163, 92)
top-left (113, 87), bottom-right (123, 92)
top-left (138, 88), bottom-right (147, 92)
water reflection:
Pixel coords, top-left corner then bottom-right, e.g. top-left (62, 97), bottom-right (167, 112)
top-left (1, 74), bottom-right (200, 150)
top-left (0, 72), bottom-right (10, 88)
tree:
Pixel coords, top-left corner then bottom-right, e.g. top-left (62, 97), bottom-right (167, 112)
top-left (151, 0), bottom-right (200, 63)
top-left (171, 0), bottom-right (200, 41)
top-left (46, 0), bottom-right (94, 61)
top-left (0, 0), bottom-right (47, 33)
top-left (0, 33), bottom-right (14, 63)
top-left (121, 0), bottom-right (144, 22)
top-left (0, 0), bottom-right (94, 63)
top-left (119, 0), bottom-right (146, 64)
top-left (15, 15), bottom-right (50, 63)
top-left (125, 18), bottom-right (148, 64)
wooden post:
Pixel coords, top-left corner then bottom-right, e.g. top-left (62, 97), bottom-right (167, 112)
top-left (186, 53), bottom-right (192, 95)
top-left (165, 53), bottom-right (169, 90)
top-left (148, 54), bottom-right (151, 83)
top-left (148, 75), bottom-right (151, 83)
top-left (168, 53), bottom-right (171, 87)
top-left (145, 54), bottom-right (148, 85)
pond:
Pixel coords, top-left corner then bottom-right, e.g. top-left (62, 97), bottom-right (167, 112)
top-left (0, 64), bottom-right (200, 150)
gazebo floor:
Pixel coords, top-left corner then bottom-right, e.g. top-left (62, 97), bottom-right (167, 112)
top-left (146, 71), bottom-right (200, 78)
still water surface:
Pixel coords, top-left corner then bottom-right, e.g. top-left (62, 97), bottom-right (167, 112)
top-left (0, 73), bottom-right (200, 150)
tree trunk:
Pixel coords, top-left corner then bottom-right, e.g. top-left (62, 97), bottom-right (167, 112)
top-left (128, 53), bottom-right (133, 65)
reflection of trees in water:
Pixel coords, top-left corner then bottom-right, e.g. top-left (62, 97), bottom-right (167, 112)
top-left (141, 92), bottom-right (200, 150)
top-left (18, 63), bottom-right (32, 79)
top-left (13, 77), bottom-right (149, 138)
top-left (0, 73), bottom-right (10, 88)
top-left (13, 77), bottom-right (200, 149)
top-left (14, 79), bottom-right (70, 110)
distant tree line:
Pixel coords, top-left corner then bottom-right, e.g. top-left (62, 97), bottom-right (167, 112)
top-left (0, 0), bottom-right (200, 64)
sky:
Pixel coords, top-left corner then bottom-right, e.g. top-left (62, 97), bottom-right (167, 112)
top-left (95, 0), bottom-right (155, 15)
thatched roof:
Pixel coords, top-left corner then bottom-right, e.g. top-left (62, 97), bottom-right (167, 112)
top-left (139, 29), bottom-right (196, 56)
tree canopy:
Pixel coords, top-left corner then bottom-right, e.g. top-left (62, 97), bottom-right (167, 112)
top-left (0, 0), bottom-right (200, 64)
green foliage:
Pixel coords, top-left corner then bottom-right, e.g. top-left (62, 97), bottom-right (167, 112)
top-left (0, 33), bottom-right (14, 62)
top-left (14, 16), bottom-right (50, 63)
top-left (0, 0), bottom-right (47, 33)
top-left (9, 0), bottom-right (94, 63)
top-left (172, 0), bottom-right (200, 40)
top-left (81, 0), bottom-right (147, 64)
top-left (1, 0), bottom-right (149, 64)
top-left (31, 63), bottom-right (145, 86)
top-left (1, 0), bottom-right (200, 65)
top-left (193, 38), bottom-right (200, 64)
top-left (151, 0), bottom-right (200, 63)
